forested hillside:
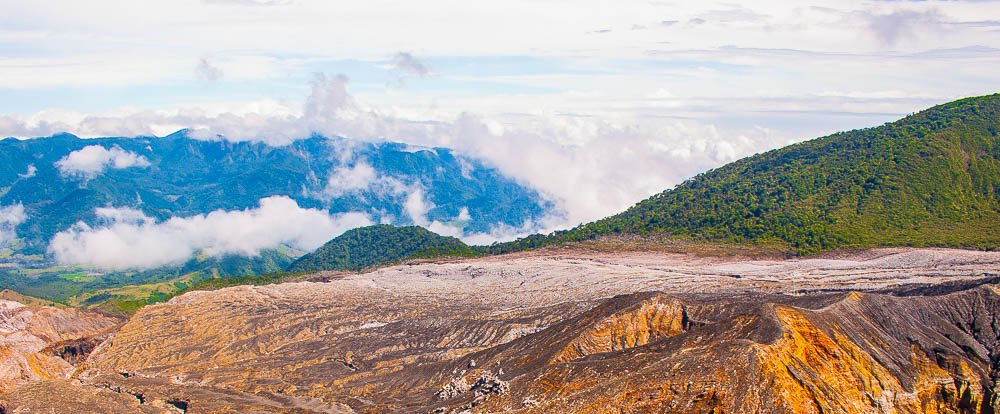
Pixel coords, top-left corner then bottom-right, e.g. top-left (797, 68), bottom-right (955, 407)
top-left (493, 94), bottom-right (1000, 254)
top-left (289, 225), bottom-right (477, 272)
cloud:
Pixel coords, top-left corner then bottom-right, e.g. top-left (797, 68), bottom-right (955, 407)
top-left (402, 185), bottom-right (433, 227)
top-left (391, 52), bottom-right (431, 78)
top-left (55, 145), bottom-right (151, 178)
top-left (48, 196), bottom-right (372, 270)
top-left (435, 113), bottom-right (784, 230)
top-left (0, 204), bottom-right (27, 247)
top-left (862, 9), bottom-right (946, 46)
top-left (202, 0), bottom-right (292, 6)
top-left (94, 206), bottom-right (150, 224)
top-left (321, 161), bottom-right (378, 198)
top-left (17, 165), bottom-right (36, 179)
top-left (286, 76), bottom-right (778, 230)
top-left (401, 185), bottom-right (468, 239)
top-left (695, 8), bottom-right (770, 24)
top-left (195, 57), bottom-right (224, 81)
top-left (0, 1), bottom-right (997, 245)
top-left (302, 73), bottom-right (357, 126)
top-left (314, 158), bottom-right (486, 241)
top-left (6, 74), bottom-right (792, 239)
top-left (460, 219), bottom-right (539, 245)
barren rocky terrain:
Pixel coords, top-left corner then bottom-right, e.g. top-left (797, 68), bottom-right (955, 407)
top-left (2, 247), bottom-right (1000, 413)
top-left (0, 292), bottom-right (119, 393)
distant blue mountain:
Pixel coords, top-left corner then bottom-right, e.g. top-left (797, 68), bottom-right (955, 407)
top-left (0, 131), bottom-right (551, 255)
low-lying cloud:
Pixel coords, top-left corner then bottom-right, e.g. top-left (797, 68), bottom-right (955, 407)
top-left (17, 165), bottom-right (36, 179)
top-left (0, 204), bottom-right (27, 247)
top-left (48, 196), bottom-right (372, 270)
top-left (55, 145), bottom-right (151, 178)
top-left (321, 161), bottom-right (378, 198)
top-left (6, 74), bottom-right (791, 239)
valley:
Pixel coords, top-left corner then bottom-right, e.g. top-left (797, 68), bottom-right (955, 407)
top-left (3, 1), bottom-right (1000, 411)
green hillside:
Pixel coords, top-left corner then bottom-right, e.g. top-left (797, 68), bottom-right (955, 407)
top-left (493, 94), bottom-right (1000, 254)
top-left (289, 225), bottom-right (478, 272)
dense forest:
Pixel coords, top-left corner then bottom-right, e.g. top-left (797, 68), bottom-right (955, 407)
top-left (489, 94), bottom-right (1000, 254)
top-left (289, 225), bottom-right (478, 272)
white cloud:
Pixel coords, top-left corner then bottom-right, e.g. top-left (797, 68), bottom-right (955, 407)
top-left (195, 57), bottom-right (224, 81)
top-left (457, 207), bottom-right (471, 222)
top-left (402, 185), bottom-right (433, 227)
top-left (55, 145), bottom-right (151, 178)
top-left (460, 219), bottom-right (541, 246)
top-left (94, 206), bottom-right (151, 224)
top-left (321, 161), bottom-right (378, 198)
top-left (862, 9), bottom-right (946, 46)
top-left (389, 52), bottom-right (432, 86)
top-left (203, 0), bottom-right (293, 7)
top-left (391, 52), bottom-right (431, 77)
top-left (48, 196), bottom-right (372, 270)
top-left (0, 204), bottom-right (27, 247)
top-left (8, 75), bottom-right (793, 238)
top-left (17, 164), bottom-right (36, 179)
top-left (1, 1), bottom-right (998, 243)
top-left (400, 185), bottom-right (485, 241)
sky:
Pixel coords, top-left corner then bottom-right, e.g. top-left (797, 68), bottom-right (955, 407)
top-left (2, 0), bottom-right (1000, 250)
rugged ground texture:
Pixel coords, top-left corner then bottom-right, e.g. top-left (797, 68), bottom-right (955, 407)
top-left (2, 247), bottom-right (1000, 413)
top-left (0, 296), bottom-right (119, 393)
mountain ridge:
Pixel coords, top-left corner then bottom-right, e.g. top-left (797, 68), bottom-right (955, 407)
top-left (0, 131), bottom-right (550, 254)
top-left (491, 93), bottom-right (1000, 254)
top-left (289, 224), bottom-right (477, 272)
top-left (287, 94), bottom-right (1000, 273)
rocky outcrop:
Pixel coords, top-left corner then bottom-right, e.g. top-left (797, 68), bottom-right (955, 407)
top-left (551, 294), bottom-right (689, 363)
top-left (2, 248), bottom-right (1000, 412)
top-left (0, 299), bottom-right (119, 392)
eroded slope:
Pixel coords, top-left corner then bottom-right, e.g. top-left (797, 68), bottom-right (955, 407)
top-left (0, 298), bottom-right (119, 392)
top-left (3, 248), bottom-right (1000, 413)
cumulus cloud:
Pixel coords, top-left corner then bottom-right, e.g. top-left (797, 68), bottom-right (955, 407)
top-left (0, 204), bottom-right (27, 247)
top-left (195, 57), bottom-right (224, 81)
top-left (391, 52), bottom-right (431, 78)
top-left (284, 76), bottom-right (782, 232)
top-left (48, 196), bottom-right (372, 270)
top-left (55, 145), bottom-right (151, 178)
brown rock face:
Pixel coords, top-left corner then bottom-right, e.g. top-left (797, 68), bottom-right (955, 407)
top-left (2, 248), bottom-right (1000, 413)
top-left (551, 295), bottom-right (689, 364)
top-left (0, 299), bottom-right (119, 392)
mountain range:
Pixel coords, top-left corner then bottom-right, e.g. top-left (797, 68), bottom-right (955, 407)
top-left (0, 131), bottom-right (551, 308)
top-left (0, 131), bottom-right (550, 256)
top-left (1, 95), bottom-right (999, 413)
top-left (3, 95), bottom-right (1000, 307)
top-left (290, 94), bottom-right (1000, 273)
